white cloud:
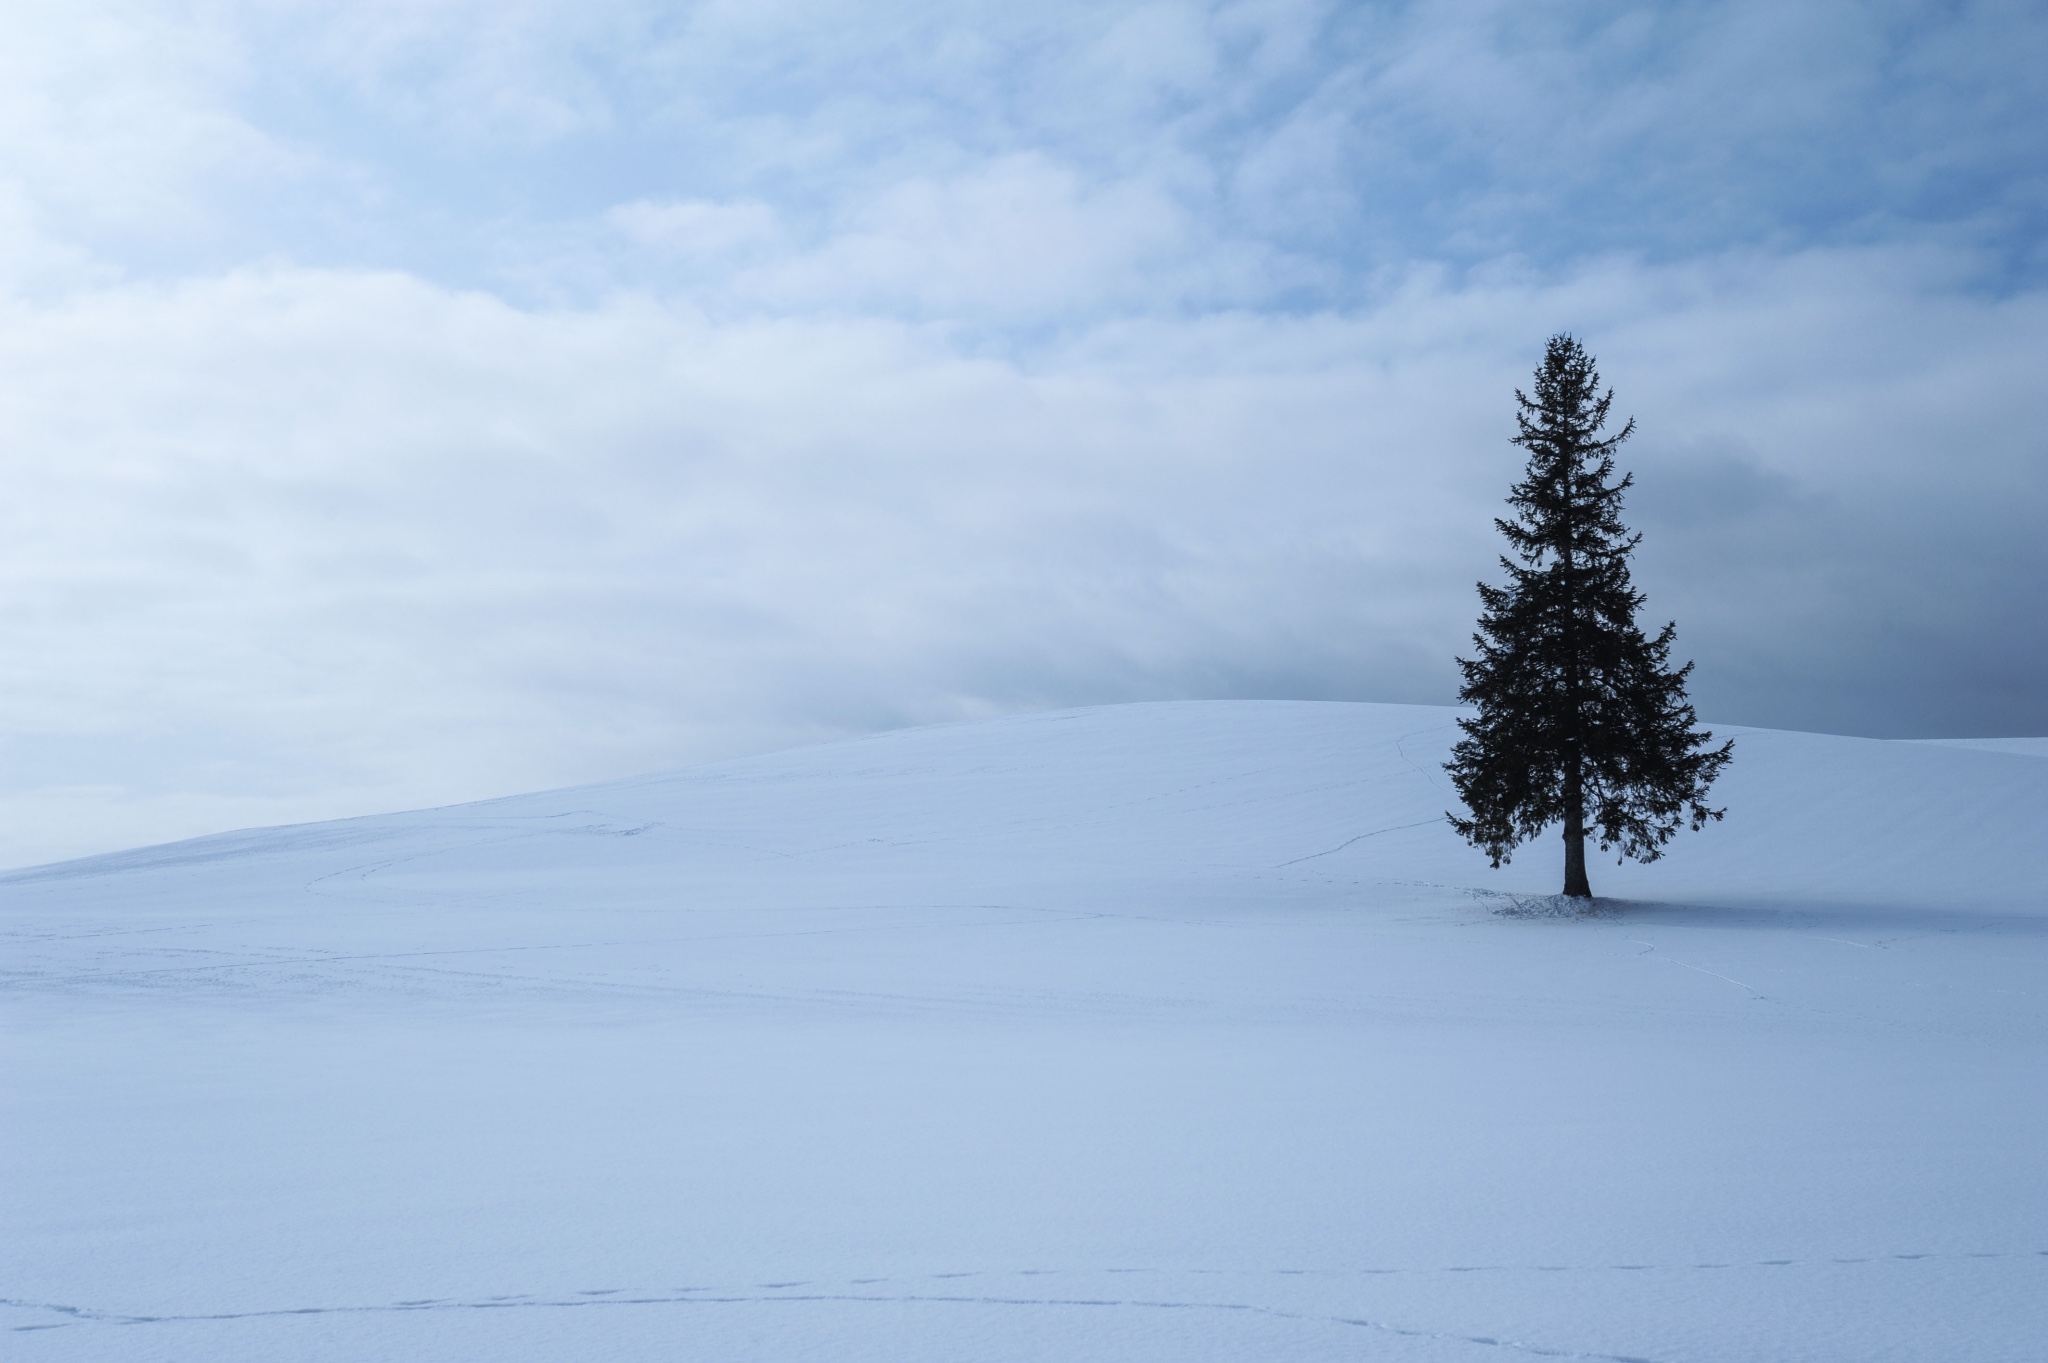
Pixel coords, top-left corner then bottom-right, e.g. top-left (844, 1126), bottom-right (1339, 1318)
top-left (607, 198), bottom-right (783, 257)
top-left (0, 243), bottom-right (2040, 865)
top-left (0, 1), bottom-right (281, 255)
top-left (737, 154), bottom-right (1218, 316)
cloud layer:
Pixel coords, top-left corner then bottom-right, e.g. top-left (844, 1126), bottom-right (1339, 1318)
top-left (0, 1), bottom-right (2041, 863)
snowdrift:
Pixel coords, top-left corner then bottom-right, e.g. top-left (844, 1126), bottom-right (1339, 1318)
top-left (5, 701), bottom-right (2045, 1362)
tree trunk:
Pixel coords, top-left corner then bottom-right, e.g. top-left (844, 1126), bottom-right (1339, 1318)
top-left (1558, 454), bottom-right (1591, 901)
top-left (1562, 797), bottom-right (1592, 899)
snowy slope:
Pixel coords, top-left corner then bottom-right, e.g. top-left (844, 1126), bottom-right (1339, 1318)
top-left (4, 701), bottom-right (2045, 1362)
top-left (1911, 735), bottom-right (2048, 758)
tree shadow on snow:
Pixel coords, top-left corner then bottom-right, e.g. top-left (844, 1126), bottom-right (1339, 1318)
top-left (1471, 888), bottom-right (2048, 936)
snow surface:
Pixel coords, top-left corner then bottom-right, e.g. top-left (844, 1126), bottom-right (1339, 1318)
top-left (4, 700), bottom-right (2045, 1362)
top-left (1910, 736), bottom-right (2048, 758)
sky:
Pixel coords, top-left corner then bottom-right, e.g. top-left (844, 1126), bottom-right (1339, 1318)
top-left (0, 0), bottom-right (2042, 866)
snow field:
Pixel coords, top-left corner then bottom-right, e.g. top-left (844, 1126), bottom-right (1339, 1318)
top-left (4, 701), bottom-right (2045, 1360)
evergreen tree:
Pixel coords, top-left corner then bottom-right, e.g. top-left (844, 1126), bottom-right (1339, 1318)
top-left (1447, 335), bottom-right (1732, 898)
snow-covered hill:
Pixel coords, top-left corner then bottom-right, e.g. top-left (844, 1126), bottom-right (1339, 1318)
top-left (5, 701), bottom-right (2045, 1361)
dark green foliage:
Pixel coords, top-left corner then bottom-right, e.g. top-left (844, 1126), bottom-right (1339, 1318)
top-left (1446, 335), bottom-right (1732, 897)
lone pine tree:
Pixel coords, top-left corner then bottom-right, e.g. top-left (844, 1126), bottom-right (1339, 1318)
top-left (1447, 335), bottom-right (1732, 899)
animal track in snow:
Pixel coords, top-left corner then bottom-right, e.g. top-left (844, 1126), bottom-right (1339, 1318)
top-left (10, 1249), bottom-right (2041, 1358)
